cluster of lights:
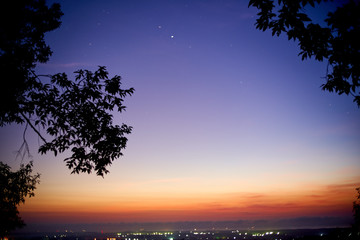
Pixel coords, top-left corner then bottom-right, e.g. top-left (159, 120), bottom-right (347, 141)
top-left (192, 231), bottom-right (214, 235)
top-left (102, 230), bottom-right (283, 240)
top-left (251, 232), bottom-right (280, 237)
top-left (117, 231), bottom-right (176, 240)
top-left (141, 232), bottom-right (174, 236)
top-left (45, 234), bottom-right (68, 239)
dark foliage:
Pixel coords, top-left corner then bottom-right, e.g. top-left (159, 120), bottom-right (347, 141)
top-left (0, 161), bottom-right (40, 238)
top-left (0, 0), bottom-right (63, 125)
top-left (354, 187), bottom-right (360, 232)
top-left (248, 0), bottom-right (360, 106)
top-left (32, 67), bottom-right (134, 176)
top-left (0, 0), bottom-right (134, 176)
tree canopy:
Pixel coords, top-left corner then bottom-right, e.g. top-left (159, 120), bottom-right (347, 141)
top-left (248, 0), bottom-right (360, 106)
top-left (33, 67), bottom-right (134, 176)
top-left (0, 161), bottom-right (40, 238)
top-left (0, 0), bottom-right (63, 124)
top-left (0, 0), bottom-right (134, 235)
top-left (0, 0), bottom-right (134, 176)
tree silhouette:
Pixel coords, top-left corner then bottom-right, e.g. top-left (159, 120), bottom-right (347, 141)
top-left (33, 67), bottom-right (134, 176)
top-left (0, 161), bottom-right (40, 238)
top-left (248, 0), bottom-right (360, 106)
top-left (0, 0), bottom-right (63, 124)
top-left (0, 0), bottom-right (134, 176)
top-left (1, 1), bottom-right (134, 235)
top-left (354, 187), bottom-right (360, 233)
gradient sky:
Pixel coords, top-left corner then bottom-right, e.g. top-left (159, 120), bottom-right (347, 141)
top-left (1, 0), bottom-right (360, 229)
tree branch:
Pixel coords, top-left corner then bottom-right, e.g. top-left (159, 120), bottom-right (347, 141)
top-left (15, 123), bottom-right (32, 161)
top-left (20, 112), bottom-right (47, 144)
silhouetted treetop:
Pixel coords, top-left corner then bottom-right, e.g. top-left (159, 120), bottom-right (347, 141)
top-left (249, 0), bottom-right (360, 106)
top-left (0, 0), bottom-right (63, 125)
top-left (33, 67), bottom-right (134, 176)
top-left (0, 0), bottom-right (134, 176)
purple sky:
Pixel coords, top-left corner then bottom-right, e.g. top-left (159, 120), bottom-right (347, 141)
top-left (1, 0), bottom-right (359, 230)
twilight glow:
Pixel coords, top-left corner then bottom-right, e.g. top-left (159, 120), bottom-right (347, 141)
top-left (0, 0), bottom-right (359, 230)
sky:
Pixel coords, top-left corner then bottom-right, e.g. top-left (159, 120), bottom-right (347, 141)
top-left (1, 0), bottom-right (360, 231)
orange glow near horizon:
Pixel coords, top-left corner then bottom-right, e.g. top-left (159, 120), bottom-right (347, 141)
top-left (19, 180), bottom-right (358, 223)
top-left (1, 0), bottom-right (360, 229)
